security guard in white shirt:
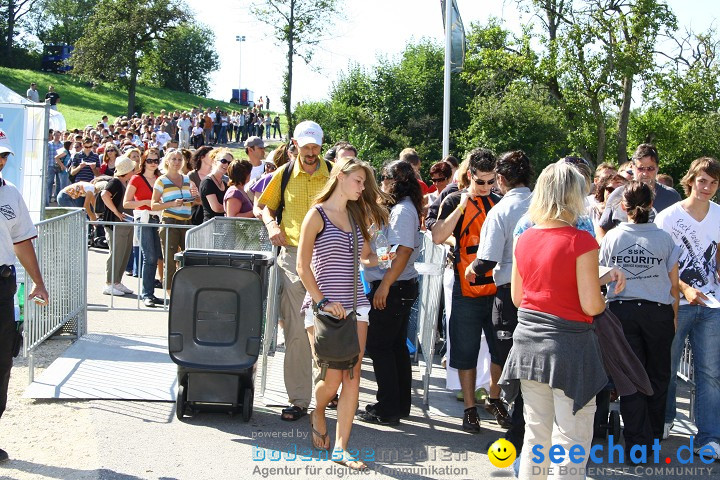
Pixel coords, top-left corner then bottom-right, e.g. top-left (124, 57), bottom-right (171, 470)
top-left (0, 132), bottom-right (49, 463)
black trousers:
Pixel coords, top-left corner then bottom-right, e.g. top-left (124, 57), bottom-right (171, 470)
top-left (609, 300), bottom-right (674, 451)
top-left (493, 285), bottom-right (525, 450)
top-left (0, 270), bottom-right (17, 419)
top-left (365, 280), bottom-right (419, 418)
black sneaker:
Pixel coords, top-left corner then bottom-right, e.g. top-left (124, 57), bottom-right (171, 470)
top-left (356, 410), bottom-right (400, 426)
top-left (366, 403), bottom-right (409, 419)
top-left (143, 297), bottom-right (157, 308)
top-left (463, 406), bottom-right (481, 434)
top-left (0, 448), bottom-right (8, 463)
top-left (484, 398), bottom-right (513, 429)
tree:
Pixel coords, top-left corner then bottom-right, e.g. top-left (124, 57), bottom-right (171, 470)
top-left (140, 23), bottom-right (219, 96)
top-left (70, 0), bottom-right (186, 115)
top-left (526, 0), bottom-right (675, 165)
top-left (250, 0), bottom-right (343, 137)
top-left (0, 0), bottom-right (39, 65)
top-left (29, 0), bottom-right (97, 47)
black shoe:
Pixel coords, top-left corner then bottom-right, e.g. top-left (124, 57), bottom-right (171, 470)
top-left (463, 406), bottom-right (481, 434)
top-left (0, 448), bottom-right (8, 462)
top-left (366, 403), bottom-right (410, 419)
top-left (356, 410), bottom-right (400, 426)
top-left (143, 297), bottom-right (156, 308)
top-left (485, 398), bottom-right (513, 429)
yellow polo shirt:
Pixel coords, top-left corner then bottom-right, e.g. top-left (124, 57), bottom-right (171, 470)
top-left (258, 159), bottom-right (332, 246)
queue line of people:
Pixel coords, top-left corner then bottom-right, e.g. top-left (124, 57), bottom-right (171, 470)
top-left (51, 112), bottom-right (719, 473)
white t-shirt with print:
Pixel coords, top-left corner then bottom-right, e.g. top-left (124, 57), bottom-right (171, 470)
top-left (655, 201), bottom-right (720, 305)
top-left (0, 179), bottom-right (38, 264)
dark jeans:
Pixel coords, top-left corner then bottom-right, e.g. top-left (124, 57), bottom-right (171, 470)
top-left (0, 269), bottom-right (17, 419)
top-left (365, 280), bottom-right (419, 418)
top-left (493, 285), bottom-right (525, 450)
top-left (609, 300), bottom-right (674, 452)
top-left (138, 216), bottom-right (161, 299)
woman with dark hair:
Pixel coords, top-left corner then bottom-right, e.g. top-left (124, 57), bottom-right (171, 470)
top-left (357, 160), bottom-right (422, 426)
top-left (124, 147), bottom-right (163, 306)
top-left (600, 181), bottom-right (679, 457)
top-left (188, 145), bottom-right (214, 225)
top-left (591, 172), bottom-right (627, 233)
top-left (426, 161), bottom-right (452, 204)
top-left (199, 148), bottom-right (230, 221)
top-left (99, 143), bottom-right (120, 176)
top-left (223, 159), bottom-right (254, 218)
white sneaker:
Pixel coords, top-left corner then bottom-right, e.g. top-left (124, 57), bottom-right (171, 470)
top-left (663, 422), bottom-right (674, 440)
top-left (694, 441), bottom-right (720, 460)
top-left (114, 283), bottom-right (133, 294)
top-left (103, 284), bottom-right (125, 296)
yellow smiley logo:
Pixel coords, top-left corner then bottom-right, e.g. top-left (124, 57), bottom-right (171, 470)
top-left (488, 438), bottom-right (517, 468)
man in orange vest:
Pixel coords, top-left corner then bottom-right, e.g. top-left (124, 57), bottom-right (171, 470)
top-left (432, 148), bottom-right (504, 433)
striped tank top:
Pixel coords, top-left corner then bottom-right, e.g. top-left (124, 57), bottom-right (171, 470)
top-left (301, 206), bottom-right (370, 313)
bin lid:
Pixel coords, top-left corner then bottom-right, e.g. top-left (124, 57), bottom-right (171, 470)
top-left (179, 249), bottom-right (274, 267)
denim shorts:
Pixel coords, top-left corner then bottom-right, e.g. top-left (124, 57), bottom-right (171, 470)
top-left (448, 280), bottom-right (497, 369)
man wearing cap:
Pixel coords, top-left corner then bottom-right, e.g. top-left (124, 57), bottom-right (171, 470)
top-left (258, 120), bottom-right (331, 421)
top-left (0, 132), bottom-right (49, 462)
top-left (245, 136), bottom-right (267, 187)
top-left (26, 83), bottom-right (40, 103)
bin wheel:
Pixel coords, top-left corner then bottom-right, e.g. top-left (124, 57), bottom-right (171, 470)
top-left (176, 384), bottom-right (187, 420)
top-left (609, 410), bottom-right (621, 439)
top-left (242, 388), bottom-right (254, 422)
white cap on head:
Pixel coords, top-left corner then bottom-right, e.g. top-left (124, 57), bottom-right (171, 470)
top-left (0, 129), bottom-right (14, 155)
top-left (293, 120), bottom-right (323, 147)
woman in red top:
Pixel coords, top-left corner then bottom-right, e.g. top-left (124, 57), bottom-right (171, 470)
top-left (99, 143), bottom-right (120, 176)
top-left (123, 148), bottom-right (163, 307)
top-left (507, 162), bottom-right (609, 480)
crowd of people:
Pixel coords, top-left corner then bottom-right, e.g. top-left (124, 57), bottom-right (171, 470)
top-left (41, 110), bottom-right (720, 474)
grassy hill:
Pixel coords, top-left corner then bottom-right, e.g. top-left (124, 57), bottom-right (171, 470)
top-left (0, 67), bottom-right (277, 130)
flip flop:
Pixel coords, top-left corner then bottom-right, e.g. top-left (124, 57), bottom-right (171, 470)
top-left (333, 452), bottom-right (368, 471)
top-left (280, 405), bottom-right (308, 421)
top-left (328, 394), bottom-right (339, 410)
top-left (309, 411), bottom-right (330, 450)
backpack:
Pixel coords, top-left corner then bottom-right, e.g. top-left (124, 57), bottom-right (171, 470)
top-left (455, 195), bottom-right (497, 297)
top-left (275, 158), bottom-right (333, 224)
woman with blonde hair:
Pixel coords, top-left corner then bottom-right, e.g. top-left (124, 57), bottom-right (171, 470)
top-left (296, 156), bottom-right (388, 470)
top-left (503, 162), bottom-right (610, 480)
top-left (151, 149), bottom-right (196, 300)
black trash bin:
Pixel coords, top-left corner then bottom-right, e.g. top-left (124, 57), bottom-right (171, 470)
top-left (169, 249), bottom-right (274, 421)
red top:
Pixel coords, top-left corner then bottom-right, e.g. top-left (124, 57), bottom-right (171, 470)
top-left (515, 226), bottom-right (599, 323)
top-left (128, 174), bottom-right (155, 210)
top-left (417, 178), bottom-right (430, 195)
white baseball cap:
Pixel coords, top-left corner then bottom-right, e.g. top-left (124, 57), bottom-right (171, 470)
top-left (0, 129), bottom-right (14, 155)
top-left (293, 120), bottom-right (323, 147)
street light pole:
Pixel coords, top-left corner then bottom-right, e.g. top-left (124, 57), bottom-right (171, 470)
top-left (235, 35), bottom-right (245, 91)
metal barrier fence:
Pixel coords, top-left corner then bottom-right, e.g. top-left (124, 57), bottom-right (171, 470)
top-left (87, 219), bottom-right (194, 311)
top-left (677, 338), bottom-right (695, 422)
top-left (21, 208), bottom-right (87, 382)
top-left (414, 232), bottom-right (447, 405)
top-left (185, 217), bottom-right (280, 398)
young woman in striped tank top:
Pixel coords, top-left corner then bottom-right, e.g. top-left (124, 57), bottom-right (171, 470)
top-left (297, 157), bottom-right (389, 470)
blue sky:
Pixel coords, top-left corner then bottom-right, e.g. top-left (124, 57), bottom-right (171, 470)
top-left (185, 0), bottom-right (720, 106)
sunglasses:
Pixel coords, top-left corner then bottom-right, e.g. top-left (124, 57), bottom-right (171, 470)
top-left (635, 166), bottom-right (657, 173)
top-left (83, 144), bottom-right (93, 148)
top-left (431, 177), bottom-right (447, 183)
top-left (0, 152), bottom-right (10, 158)
top-left (472, 176), bottom-right (495, 186)
top-left (219, 158), bottom-right (232, 164)
top-left (145, 158), bottom-right (160, 164)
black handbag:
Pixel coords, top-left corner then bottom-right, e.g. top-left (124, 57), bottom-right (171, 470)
top-left (313, 211), bottom-right (360, 381)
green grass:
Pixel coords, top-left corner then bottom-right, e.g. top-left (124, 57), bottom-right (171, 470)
top-left (0, 67), bottom-right (285, 131)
